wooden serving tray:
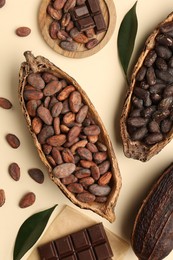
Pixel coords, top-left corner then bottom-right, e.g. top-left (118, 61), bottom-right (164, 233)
top-left (38, 0), bottom-right (116, 58)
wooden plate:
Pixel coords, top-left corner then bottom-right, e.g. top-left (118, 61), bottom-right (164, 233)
top-left (38, 0), bottom-right (116, 58)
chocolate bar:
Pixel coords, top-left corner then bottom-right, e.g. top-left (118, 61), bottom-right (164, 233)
top-left (93, 13), bottom-right (107, 34)
top-left (38, 223), bottom-right (113, 260)
top-left (86, 0), bottom-right (101, 15)
top-left (75, 16), bottom-right (95, 32)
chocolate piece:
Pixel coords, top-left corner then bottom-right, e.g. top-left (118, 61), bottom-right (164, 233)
top-left (86, 0), bottom-right (101, 15)
top-left (93, 13), bottom-right (107, 34)
top-left (71, 5), bottom-right (89, 21)
top-left (38, 223), bottom-right (113, 260)
top-left (75, 16), bottom-right (95, 32)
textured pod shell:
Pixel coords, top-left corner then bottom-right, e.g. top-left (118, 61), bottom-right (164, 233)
top-left (18, 51), bottom-right (121, 222)
top-left (120, 12), bottom-right (173, 162)
top-left (131, 163), bottom-right (173, 260)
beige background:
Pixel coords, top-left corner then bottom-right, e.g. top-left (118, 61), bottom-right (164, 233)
top-left (1, 0), bottom-right (173, 259)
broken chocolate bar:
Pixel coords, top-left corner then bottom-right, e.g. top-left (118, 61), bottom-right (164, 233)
top-left (38, 223), bottom-right (113, 260)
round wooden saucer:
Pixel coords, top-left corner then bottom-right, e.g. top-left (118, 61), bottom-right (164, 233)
top-left (38, 0), bottom-right (116, 58)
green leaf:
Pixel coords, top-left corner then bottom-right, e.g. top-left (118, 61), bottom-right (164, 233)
top-left (13, 205), bottom-right (57, 260)
top-left (117, 1), bottom-right (138, 78)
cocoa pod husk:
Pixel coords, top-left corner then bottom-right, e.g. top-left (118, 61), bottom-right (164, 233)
top-left (18, 51), bottom-right (121, 222)
top-left (131, 163), bottom-right (173, 260)
top-left (120, 12), bottom-right (173, 162)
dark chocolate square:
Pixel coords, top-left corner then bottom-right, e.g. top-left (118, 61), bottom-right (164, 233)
top-left (71, 229), bottom-right (90, 251)
top-left (77, 248), bottom-right (96, 260)
top-left (86, 0), bottom-right (101, 14)
top-left (94, 243), bottom-right (113, 260)
top-left (93, 13), bottom-right (107, 34)
top-left (54, 236), bottom-right (74, 257)
top-left (87, 223), bottom-right (106, 245)
top-left (38, 242), bottom-right (58, 259)
top-left (61, 255), bottom-right (77, 260)
top-left (71, 5), bottom-right (89, 21)
top-left (75, 16), bottom-right (95, 31)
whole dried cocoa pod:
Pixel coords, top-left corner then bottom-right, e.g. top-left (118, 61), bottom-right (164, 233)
top-left (120, 12), bottom-right (173, 162)
top-left (131, 163), bottom-right (173, 260)
top-left (18, 51), bottom-right (121, 222)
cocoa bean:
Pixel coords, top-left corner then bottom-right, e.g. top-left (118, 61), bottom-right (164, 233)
top-left (77, 147), bottom-right (92, 161)
top-left (61, 148), bottom-right (75, 163)
top-left (93, 152), bottom-right (107, 164)
top-left (85, 38), bottom-right (98, 49)
top-left (16, 27), bottom-right (31, 37)
top-left (57, 85), bottom-right (75, 101)
top-left (42, 72), bottom-right (58, 83)
top-left (24, 90), bottom-right (43, 100)
top-left (51, 102), bottom-right (63, 117)
top-left (6, 133), bottom-right (20, 148)
top-left (144, 50), bottom-right (157, 67)
top-left (47, 5), bottom-right (62, 20)
top-left (76, 192), bottom-right (96, 203)
top-left (91, 165), bottom-right (100, 180)
top-left (47, 134), bottom-right (66, 146)
top-left (70, 140), bottom-right (88, 154)
top-left (8, 163), bottom-right (20, 181)
top-left (42, 144), bottom-right (52, 155)
top-left (74, 168), bottom-right (91, 178)
top-left (0, 97), bottom-right (12, 109)
top-left (76, 105), bottom-right (88, 123)
top-left (79, 177), bottom-right (95, 188)
top-left (63, 111), bottom-right (75, 126)
top-left (98, 160), bottom-right (110, 175)
top-left (19, 192), bottom-right (36, 208)
top-left (28, 168), bottom-right (44, 184)
top-left (61, 12), bottom-right (71, 28)
top-left (61, 174), bottom-right (77, 185)
top-left (0, 0), bottom-right (5, 8)
top-left (43, 80), bottom-right (62, 96)
top-left (0, 189), bottom-right (5, 207)
top-left (32, 117), bottom-right (42, 134)
top-left (52, 147), bottom-right (63, 164)
top-left (86, 142), bottom-right (98, 153)
top-left (67, 125), bottom-right (81, 142)
top-left (26, 100), bottom-right (41, 117)
top-left (89, 184), bottom-right (111, 196)
top-left (53, 163), bottom-right (76, 178)
top-left (67, 182), bottom-right (83, 193)
top-left (37, 106), bottom-right (53, 125)
top-left (145, 133), bottom-right (163, 145)
top-left (98, 172), bottom-right (112, 186)
top-left (69, 91), bottom-right (82, 113)
top-left (80, 160), bottom-right (96, 168)
top-left (83, 125), bottom-right (100, 136)
top-left (37, 125), bottom-right (54, 144)
top-left (60, 41), bottom-right (78, 51)
top-left (64, 0), bottom-right (76, 13)
top-left (53, 117), bottom-right (61, 135)
top-left (46, 155), bottom-right (56, 167)
top-left (27, 73), bottom-right (45, 89)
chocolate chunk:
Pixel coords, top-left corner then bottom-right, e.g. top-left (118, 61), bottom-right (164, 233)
top-left (71, 5), bottom-right (89, 20)
top-left (75, 16), bottom-right (95, 31)
top-left (93, 13), bottom-right (107, 34)
top-left (38, 223), bottom-right (113, 260)
top-left (86, 0), bottom-right (101, 14)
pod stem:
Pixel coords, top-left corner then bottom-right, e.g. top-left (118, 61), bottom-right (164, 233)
top-left (24, 51), bottom-right (38, 73)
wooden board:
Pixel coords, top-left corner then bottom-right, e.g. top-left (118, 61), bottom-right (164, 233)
top-left (38, 0), bottom-right (116, 58)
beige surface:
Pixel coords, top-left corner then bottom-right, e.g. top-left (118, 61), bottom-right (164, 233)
top-left (1, 0), bottom-right (173, 260)
top-left (28, 206), bottom-right (129, 259)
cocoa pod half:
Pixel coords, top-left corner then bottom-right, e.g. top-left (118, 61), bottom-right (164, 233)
top-left (120, 12), bottom-right (173, 162)
top-left (131, 163), bottom-right (173, 260)
top-left (18, 51), bottom-right (121, 222)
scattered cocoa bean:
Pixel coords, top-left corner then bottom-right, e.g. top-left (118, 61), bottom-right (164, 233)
top-left (19, 192), bottom-right (36, 208)
top-left (8, 163), bottom-right (20, 181)
top-left (6, 133), bottom-right (20, 149)
top-left (0, 0), bottom-right (5, 8)
top-left (15, 27), bottom-right (31, 37)
top-left (28, 168), bottom-right (44, 184)
top-left (0, 189), bottom-right (5, 207)
top-left (0, 97), bottom-right (12, 109)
